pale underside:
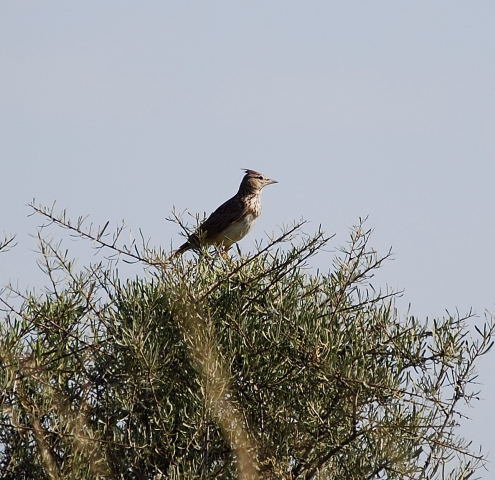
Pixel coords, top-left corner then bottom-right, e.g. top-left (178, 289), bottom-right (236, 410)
top-left (208, 213), bottom-right (258, 248)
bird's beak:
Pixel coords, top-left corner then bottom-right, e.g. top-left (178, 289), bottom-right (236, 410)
top-left (267, 178), bottom-right (278, 185)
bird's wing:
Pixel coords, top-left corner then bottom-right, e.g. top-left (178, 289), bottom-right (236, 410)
top-left (195, 195), bottom-right (246, 240)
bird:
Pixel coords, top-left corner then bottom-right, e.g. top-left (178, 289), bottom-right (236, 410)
top-left (173, 169), bottom-right (277, 256)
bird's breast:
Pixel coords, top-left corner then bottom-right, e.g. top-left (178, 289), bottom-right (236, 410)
top-left (220, 213), bottom-right (258, 244)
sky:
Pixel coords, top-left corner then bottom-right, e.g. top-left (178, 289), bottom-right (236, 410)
top-left (1, 1), bottom-right (494, 476)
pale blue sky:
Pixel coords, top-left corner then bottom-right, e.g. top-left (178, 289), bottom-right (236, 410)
top-left (1, 2), bottom-right (494, 476)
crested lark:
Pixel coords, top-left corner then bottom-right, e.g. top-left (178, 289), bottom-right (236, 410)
top-left (174, 169), bottom-right (277, 256)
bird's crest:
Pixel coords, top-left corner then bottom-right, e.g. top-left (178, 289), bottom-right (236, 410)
top-left (242, 168), bottom-right (263, 176)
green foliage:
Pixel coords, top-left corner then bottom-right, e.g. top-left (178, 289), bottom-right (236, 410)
top-left (0, 205), bottom-right (493, 479)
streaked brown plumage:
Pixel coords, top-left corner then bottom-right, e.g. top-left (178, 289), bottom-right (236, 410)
top-left (174, 169), bottom-right (277, 256)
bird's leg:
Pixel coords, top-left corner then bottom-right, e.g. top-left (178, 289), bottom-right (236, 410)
top-left (214, 245), bottom-right (232, 260)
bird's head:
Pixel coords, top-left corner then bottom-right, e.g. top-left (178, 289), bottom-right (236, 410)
top-left (239, 169), bottom-right (278, 193)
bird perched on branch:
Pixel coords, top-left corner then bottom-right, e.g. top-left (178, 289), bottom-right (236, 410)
top-left (173, 169), bottom-right (277, 256)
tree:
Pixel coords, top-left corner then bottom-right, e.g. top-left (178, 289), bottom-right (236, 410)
top-left (0, 203), bottom-right (493, 480)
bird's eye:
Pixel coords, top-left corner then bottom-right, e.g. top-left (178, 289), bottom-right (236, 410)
top-left (257, 175), bottom-right (263, 180)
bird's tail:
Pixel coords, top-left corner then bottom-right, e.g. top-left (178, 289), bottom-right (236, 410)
top-left (172, 242), bottom-right (191, 257)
